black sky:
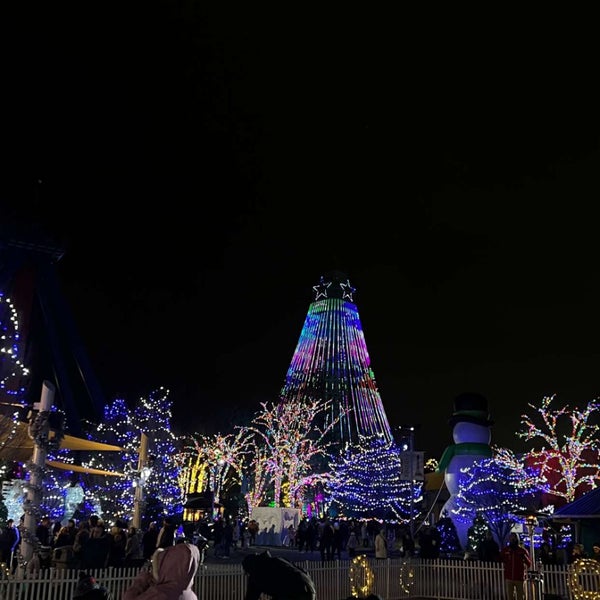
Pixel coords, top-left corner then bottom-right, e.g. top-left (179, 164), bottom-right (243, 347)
top-left (3, 7), bottom-right (599, 458)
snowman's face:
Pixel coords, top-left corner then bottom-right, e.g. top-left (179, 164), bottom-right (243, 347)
top-left (453, 421), bottom-right (491, 445)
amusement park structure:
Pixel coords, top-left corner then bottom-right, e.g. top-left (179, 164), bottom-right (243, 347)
top-left (0, 220), bottom-right (105, 436)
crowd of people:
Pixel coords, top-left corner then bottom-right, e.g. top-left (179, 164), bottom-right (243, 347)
top-left (3, 510), bottom-right (600, 600)
top-left (0, 514), bottom-right (186, 572)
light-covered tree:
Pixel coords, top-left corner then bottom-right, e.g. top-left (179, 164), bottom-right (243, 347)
top-left (466, 513), bottom-right (489, 555)
top-left (326, 436), bottom-right (422, 522)
top-left (82, 387), bottom-right (183, 525)
top-left (176, 429), bottom-right (251, 509)
top-left (518, 395), bottom-right (600, 502)
top-left (452, 453), bottom-right (545, 546)
top-left (239, 398), bottom-right (341, 509)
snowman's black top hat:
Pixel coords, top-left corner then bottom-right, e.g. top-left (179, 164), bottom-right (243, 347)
top-left (448, 392), bottom-right (494, 427)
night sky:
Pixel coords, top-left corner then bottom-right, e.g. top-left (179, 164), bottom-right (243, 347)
top-left (3, 7), bottom-right (599, 459)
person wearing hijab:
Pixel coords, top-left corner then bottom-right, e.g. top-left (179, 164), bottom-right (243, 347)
top-left (123, 542), bottom-right (200, 600)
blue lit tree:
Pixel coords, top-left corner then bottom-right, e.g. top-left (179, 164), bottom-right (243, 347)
top-left (325, 436), bottom-right (422, 522)
top-left (452, 452), bottom-right (545, 546)
top-left (82, 387), bottom-right (183, 525)
top-left (132, 387), bottom-right (183, 519)
top-left (436, 511), bottom-right (462, 557)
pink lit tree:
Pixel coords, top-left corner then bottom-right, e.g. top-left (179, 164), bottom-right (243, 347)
top-left (518, 395), bottom-right (600, 503)
top-left (239, 398), bottom-right (342, 509)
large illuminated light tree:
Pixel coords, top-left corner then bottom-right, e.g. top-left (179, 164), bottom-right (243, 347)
top-left (279, 272), bottom-right (394, 453)
top-left (240, 398), bottom-right (341, 509)
top-left (518, 395), bottom-right (600, 503)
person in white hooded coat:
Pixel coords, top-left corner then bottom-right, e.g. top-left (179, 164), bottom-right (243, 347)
top-left (123, 541), bottom-right (200, 600)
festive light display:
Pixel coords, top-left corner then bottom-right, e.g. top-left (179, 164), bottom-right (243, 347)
top-left (176, 429), bottom-right (250, 510)
top-left (436, 513), bottom-right (462, 556)
top-left (398, 560), bottom-right (415, 595)
top-left (466, 513), bottom-right (488, 556)
top-left (326, 436), bottom-right (422, 521)
top-left (279, 273), bottom-right (394, 451)
top-left (81, 387), bottom-right (183, 524)
top-left (0, 292), bottom-right (30, 460)
top-left (239, 398), bottom-right (341, 509)
top-left (0, 292), bottom-right (30, 403)
top-left (517, 395), bottom-right (600, 502)
top-left (452, 454), bottom-right (544, 546)
top-left (568, 558), bottom-right (600, 600)
top-left (348, 554), bottom-right (374, 598)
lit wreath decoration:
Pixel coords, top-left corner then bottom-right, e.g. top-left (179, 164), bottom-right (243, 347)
top-left (349, 554), bottom-right (374, 598)
top-left (569, 558), bottom-right (600, 600)
top-left (399, 560), bottom-right (415, 594)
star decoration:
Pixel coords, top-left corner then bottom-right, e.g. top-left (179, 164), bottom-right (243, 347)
top-left (313, 277), bottom-right (331, 300)
top-left (340, 279), bottom-right (356, 301)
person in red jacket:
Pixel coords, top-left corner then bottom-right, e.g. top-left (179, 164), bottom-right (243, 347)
top-left (500, 532), bottom-right (531, 600)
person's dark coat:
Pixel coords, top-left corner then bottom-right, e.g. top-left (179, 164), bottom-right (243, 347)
top-left (83, 530), bottom-right (111, 569)
top-left (142, 524), bottom-right (159, 560)
top-left (242, 551), bottom-right (316, 600)
top-left (73, 571), bottom-right (112, 600)
top-left (478, 533), bottom-right (500, 562)
top-left (156, 520), bottom-right (175, 549)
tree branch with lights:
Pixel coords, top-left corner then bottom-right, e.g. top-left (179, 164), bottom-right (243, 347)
top-left (517, 395), bottom-right (600, 502)
top-left (238, 398), bottom-right (342, 509)
top-left (453, 452), bottom-right (547, 546)
top-left (177, 429), bottom-right (251, 508)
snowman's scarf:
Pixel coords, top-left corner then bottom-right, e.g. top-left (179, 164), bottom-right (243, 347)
top-left (436, 442), bottom-right (493, 472)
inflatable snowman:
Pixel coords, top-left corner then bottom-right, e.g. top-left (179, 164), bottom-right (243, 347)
top-left (436, 392), bottom-right (494, 550)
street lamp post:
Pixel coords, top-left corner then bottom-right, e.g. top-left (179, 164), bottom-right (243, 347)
top-left (397, 425), bottom-right (421, 540)
top-left (524, 514), bottom-right (544, 600)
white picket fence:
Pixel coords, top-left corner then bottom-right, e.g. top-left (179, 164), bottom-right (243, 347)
top-left (0, 558), bottom-right (597, 600)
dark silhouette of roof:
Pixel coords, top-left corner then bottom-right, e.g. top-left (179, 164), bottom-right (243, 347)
top-left (552, 487), bottom-right (600, 519)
